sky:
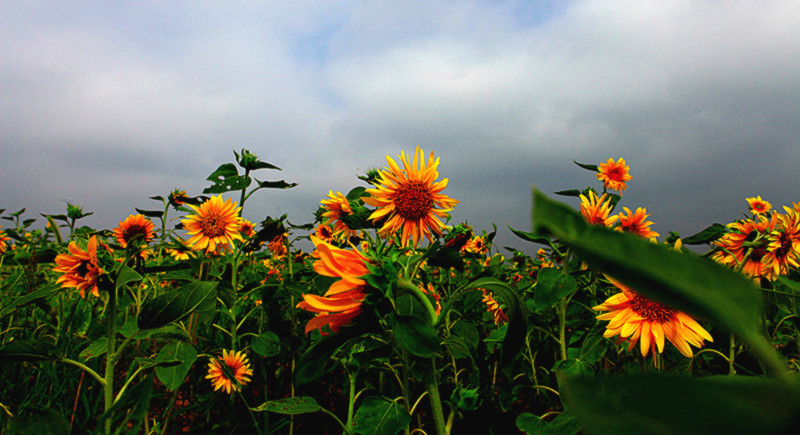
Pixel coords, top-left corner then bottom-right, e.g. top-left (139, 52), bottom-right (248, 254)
top-left (2, 0), bottom-right (800, 255)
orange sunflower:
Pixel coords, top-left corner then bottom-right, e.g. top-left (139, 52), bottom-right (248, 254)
top-left (320, 191), bottom-right (358, 240)
top-left (314, 224), bottom-right (335, 244)
top-left (296, 236), bottom-right (371, 334)
top-left (712, 216), bottom-right (778, 280)
top-left (112, 214), bottom-right (155, 248)
top-left (746, 195), bottom-right (772, 216)
top-left (206, 350), bottom-right (253, 394)
top-left (579, 191), bottom-right (619, 227)
top-left (481, 289), bottom-right (509, 326)
top-left (0, 226), bottom-right (8, 254)
top-left (596, 158), bottom-right (632, 194)
top-left (762, 212), bottom-right (800, 278)
top-left (239, 219), bottom-right (256, 237)
top-left (593, 278), bottom-right (712, 358)
top-left (181, 195), bottom-right (243, 254)
top-left (362, 146), bottom-right (459, 248)
top-left (617, 207), bottom-right (659, 239)
top-left (53, 235), bottom-right (104, 298)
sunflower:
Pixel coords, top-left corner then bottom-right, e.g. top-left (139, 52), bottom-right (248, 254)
top-left (239, 219), bottom-right (256, 237)
top-left (596, 157), bottom-right (632, 194)
top-left (362, 146), bottom-right (459, 248)
top-left (481, 289), bottom-right (509, 326)
top-left (181, 195), bottom-right (243, 254)
top-left (168, 189), bottom-right (189, 208)
top-left (296, 236), bottom-right (371, 334)
top-left (593, 278), bottom-right (712, 358)
top-left (314, 224), bottom-right (335, 244)
top-left (0, 226), bottom-right (8, 254)
top-left (206, 350), bottom-right (253, 394)
top-left (53, 235), bottom-right (104, 298)
top-left (762, 212), bottom-right (800, 278)
top-left (746, 195), bottom-right (772, 216)
top-left (579, 191), bottom-right (619, 227)
top-left (268, 233), bottom-right (288, 257)
top-left (712, 216), bottom-right (778, 279)
top-left (320, 191), bottom-right (358, 240)
top-left (112, 214), bottom-right (155, 248)
top-left (617, 207), bottom-right (659, 239)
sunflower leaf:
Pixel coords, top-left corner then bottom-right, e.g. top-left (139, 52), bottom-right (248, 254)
top-left (352, 396), bottom-right (411, 435)
top-left (462, 277), bottom-right (526, 367)
top-left (531, 189), bottom-right (782, 375)
top-left (251, 396), bottom-right (322, 414)
top-left (203, 163), bottom-right (252, 194)
top-left (137, 280), bottom-right (217, 330)
top-left (560, 374), bottom-right (800, 435)
top-left (573, 161), bottom-right (598, 172)
top-left (681, 223), bottom-right (729, 245)
top-left (392, 313), bottom-right (441, 358)
top-left (155, 341), bottom-right (197, 391)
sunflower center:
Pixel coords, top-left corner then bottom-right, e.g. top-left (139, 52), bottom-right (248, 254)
top-left (123, 224), bottom-right (149, 243)
top-left (606, 166), bottom-right (624, 181)
top-left (76, 260), bottom-right (91, 277)
top-left (201, 211), bottom-right (227, 238)
top-left (394, 181), bottom-right (434, 221)
top-left (630, 294), bottom-right (674, 323)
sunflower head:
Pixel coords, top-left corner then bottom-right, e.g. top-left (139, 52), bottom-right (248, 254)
top-left (206, 350), bottom-right (253, 394)
top-left (596, 158), bottom-right (632, 194)
top-left (53, 235), bottom-right (105, 298)
top-left (181, 195), bottom-right (243, 254)
top-left (320, 191), bottom-right (358, 240)
top-left (579, 191), bottom-right (619, 227)
top-left (746, 195), bottom-right (772, 216)
top-left (362, 146), bottom-right (459, 248)
top-left (0, 226), bottom-right (9, 254)
top-left (616, 207), bottom-right (659, 239)
top-left (113, 214), bottom-right (155, 248)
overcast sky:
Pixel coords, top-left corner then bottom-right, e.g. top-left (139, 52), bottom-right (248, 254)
top-left (2, 0), bottom-right (799, 254)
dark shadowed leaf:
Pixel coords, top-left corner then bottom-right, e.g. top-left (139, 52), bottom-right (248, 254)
top-left (682, 223), bottom-right (728, 245)
top-left (155, 341), bottom-right (197, 391)
top-left (393, 313), bottom-right (441, 358)
top-left (352, 396), bottom-right (411, 435)
top-left (252, 396), bottom-right (322, 414)
top-left (137, 281), bottom-right (217, 330)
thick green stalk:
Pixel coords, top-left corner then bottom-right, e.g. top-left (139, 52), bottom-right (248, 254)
top-left (103, 290), bottom-right (117, 434)
top-left (425, 358), bottom-right (447, 435)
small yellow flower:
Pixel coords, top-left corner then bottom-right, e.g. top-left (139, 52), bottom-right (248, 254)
top-left (206, 350), bottom-right (253, 394)
top-left (746, 195), bottom-right (772, 215)
top-left (596, 158), bottom-right (632, 194)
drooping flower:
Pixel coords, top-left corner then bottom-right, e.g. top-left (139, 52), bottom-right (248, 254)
top-left (168, 189), bottom-right (189, 208)
top-left (420, 283), bottom-right (442, 317)
top-left (112, 214), bottom-right (155, 248)
top-left (593, 278), bottom-right (713, 358)
top-left (320, 191), bottom-right (358, 240)
top-left (206, 350), bottom-right (253, 394)
top-left (712, 216), bottom-right (778, 280)
top-left (617, 207), bottom-right (659, 239)
top-left (181, 195), bottom-right (243, 254)
top-left (596, 158), bottom-right (632, 194)
top-left (296, 236), bottom-right (371, 334)
top-left (481, 289), bottom-right (509, 326)
top-left (268, 233), bottom-right (288, 257)
top-left (462, 235), bottom-right (489, 256)
top-left (746, 195), bottom-right (772, 216)
top-left (53, 235), bottom-right (104, 298)
top-left (580, 191), bottom-right (619, 228)
top-left (362, 146), bottom-right (459, 248)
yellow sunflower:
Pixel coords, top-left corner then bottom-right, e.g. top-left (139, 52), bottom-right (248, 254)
top-left (596, 157), bottom-right (632, 194)
top-left (362, 146), bottom-right (459, 247)
top-left (746, 195), bottom-right (772, 216)
top-left (112, 214), bottom-right (155, 248)
top-left (320, 191), bottom-right (358, 240)
top-left (0, 225), bottom-right (8, 254)
top-left (206, 350), bottom-right (253, 394)
top-left (53, 235), bottom-right (104, 298)
top-left (617, 207), bottom-right (659, 239)
top-left (481, 289), bottom-right (508, 326)
top-left (594, 278), bottom-right (712, 358)
top-left (239, 219), bottom-right (256, 237)
top-left (181, 195), bottom-right (243, 254)
top-left (296, 236), bottom-right (371, 334)
top-left (579, 191), bottom-right (619, 228)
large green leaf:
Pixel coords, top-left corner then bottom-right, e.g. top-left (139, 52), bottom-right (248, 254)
top-left (0, 341), bottom-right (61, 362)
top-left (561, 374), bottom-right (800, 434)
top-left (155, 341), bottom-right (197, 391)
top-left (137, 280), bottom-right (217, 330)
top-left (352, 396), bottom-right (411, 435)
top-left (251, 331), bottom-right (280, 357)
top-left (531, 190), bottom-right (780, 373)
top-left (203, 163), bottom-right (251, 194)
top-left (0, 283), bottom-right (61, 317)
top-left (392, 313), bottom-right (441, 358)
top-left (251, 396), bottom-right (322, 414)
top-left (533, 268), bottom-right (577, 312)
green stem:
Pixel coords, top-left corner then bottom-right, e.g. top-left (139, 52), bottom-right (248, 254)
top-left (59, 358), bottom-right (106, 386)
top-left (103, 290), bottom-right (117, 434)
top-left (728, 334), bottom-right (736, 375)
top-left (558, 297), bottom-right (567, 361)
top-left (397, 278), bottom-right (437, 324)
top-left (346, 370), bottom-right (357, 431)
top-left (426, 358), bottom-right (447, 435)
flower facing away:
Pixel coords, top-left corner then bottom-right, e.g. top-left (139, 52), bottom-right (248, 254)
top-left (596, 158), bottom-right (632, 194)
top-left (53, 235), bottom-right (104, 298)
top-left (762, 212), bottom-right (800, 278)
top-left (268, 233), bottom-right (288, 257)
top-left (481, 289), bottom-right (509, 326)
top-left (593, 278), bottom-right (712, 358)
top-left (746, 195), bottom-right (772, 216)
top-left (206, 350), bottom-right (253, 394)
top-left (362, 146), bottom-right (459, 248)
top-left (181, 195), bottom-right (243, 254)
top-left (712, 216), bottom-right (778, 280)
top-left (320, 191), bottom-right (358, 240)
top-left (579, 191), bottom-right (619, 228)
top-left (617, 207), bottom-right (659, 239)
top-left (296, 236), bottom-right (371, 334)
top-left (112, 214), bottom-right (155, 248)
top-left (0, 226), bottom-right (8, 254)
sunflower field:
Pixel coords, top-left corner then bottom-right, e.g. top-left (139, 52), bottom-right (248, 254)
top-left (2, 148), bottom-right (800, 434)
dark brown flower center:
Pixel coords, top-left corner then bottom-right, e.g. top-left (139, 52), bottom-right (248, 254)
top-left (394, 181), bottom-right (434, 221)
top-left (201, 211), bottom-right (227, 238)
top-left (123, 224), bottom-right (149, 243)
top-left (630, 294), bottom-right (674, 323)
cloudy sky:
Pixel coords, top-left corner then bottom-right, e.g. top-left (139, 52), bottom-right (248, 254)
top-left (2, 0), bottom-right (799, 253)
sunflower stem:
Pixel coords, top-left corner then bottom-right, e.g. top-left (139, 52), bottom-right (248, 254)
top-left (397, 278), bottom-right (438, 324)
top-left (425, 358), bottom-right (448, 435)
top-left (103, 288), bottom-right (117, 434)
top-left (728, 334), bottom-right (736, 375)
